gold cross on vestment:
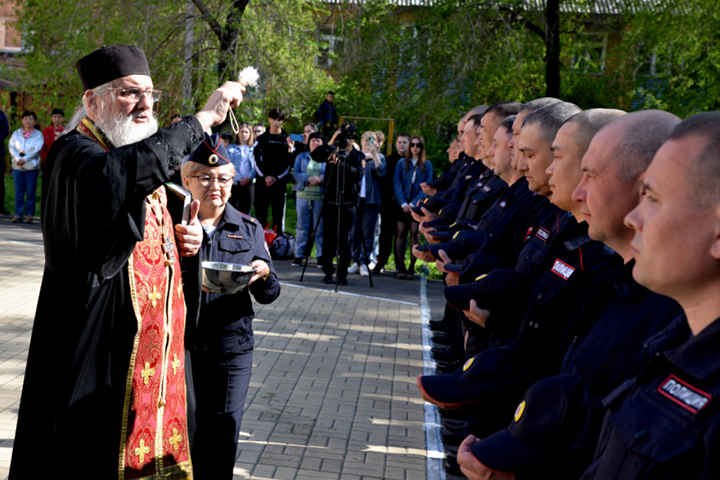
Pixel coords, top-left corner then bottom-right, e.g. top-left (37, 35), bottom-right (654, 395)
top-left (148, 286), bottom-right (162, 308)
top-left (141, 362), bottom-right (155, 385)
top-left (169, 428), bottom-right (183, 451)
top-left (134, 439), bottom-right (150, 463)
top-left (172, 354), bottom-right (181, 375)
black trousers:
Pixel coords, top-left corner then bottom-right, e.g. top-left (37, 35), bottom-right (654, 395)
top-left (377, 203), bottom-right (399, 265)
top-left (190, 350), bottom-right (253, 480)
top-left (254, 179), bottom-right (286, 234)
top-left (322, 203), bottom-right (355, 279)
top-left (230, 182), bottom-right (255, 216)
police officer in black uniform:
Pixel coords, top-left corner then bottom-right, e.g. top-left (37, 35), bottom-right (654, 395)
top-left (182, 133), bottom-right (281, 480)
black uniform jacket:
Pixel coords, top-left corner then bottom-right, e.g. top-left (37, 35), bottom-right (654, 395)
top-left (191, 204), bottom-right (281, 354)
top-left (10, 116), bottom-right (204, 478)
top-left (582, 314), bottom-right (720, 480)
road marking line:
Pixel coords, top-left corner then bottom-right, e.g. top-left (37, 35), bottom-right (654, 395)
top-left (420, 275), bottom-right (446, 479)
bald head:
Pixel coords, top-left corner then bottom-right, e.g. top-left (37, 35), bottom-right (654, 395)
top-left (601, 110), bottom-right (681, 183)
top-left (564, 109), bottom-right (627, 155)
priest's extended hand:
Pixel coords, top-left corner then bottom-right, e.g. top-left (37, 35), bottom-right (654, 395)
top-left (175, 199), bottom-right (202, 257)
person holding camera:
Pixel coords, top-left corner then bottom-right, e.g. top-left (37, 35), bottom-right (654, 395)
top-left (9, 111), bottom-right (43, 223)
top-left (311, 123), bottom-right (365, 285)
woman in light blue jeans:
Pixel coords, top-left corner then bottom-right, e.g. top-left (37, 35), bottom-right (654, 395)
top-left (292, 132), bottom-right (326, 266)
top-left (8, 111), bottom-right (43, 223)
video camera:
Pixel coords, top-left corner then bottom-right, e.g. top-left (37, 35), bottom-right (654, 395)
top-left (336, 122), bottom-right (358, 151)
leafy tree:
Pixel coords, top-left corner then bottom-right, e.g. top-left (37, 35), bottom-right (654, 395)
top-left (8, 0), bottom-right (332, 128)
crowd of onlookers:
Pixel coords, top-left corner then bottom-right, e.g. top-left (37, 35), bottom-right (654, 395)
top-left (211, 95), bottom-right (438, 284)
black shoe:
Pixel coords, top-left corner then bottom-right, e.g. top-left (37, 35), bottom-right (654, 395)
top-left (291, 258), bottom-right (303, 267)
top-left (372, 260), bottom-right (386, 273)
top-left (439, 408), bottom-right (470, 421)
top-left (441, 417), bottom-right (473, 433)
top-left (429, 319), bottom-right (449, 332)
top-left (441, 426), bottom-right (473, 446)
top-left (435, 358), bottom-right (463, 374)
top-left (431, 331), bottom-right (452, 345)
top-left (316, 257), bottom-right (324, 268)
top-left (322, 275), bottom-right (334, 284)
top-left (431, 344), bottom-right (458, 360)
top-left (443, 454), bottom-right (463, 476)
top-left (338, 278), bottom-right (348, 286)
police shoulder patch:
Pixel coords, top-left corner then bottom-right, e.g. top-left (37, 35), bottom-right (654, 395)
top-left (514, 401), bottom-right (526, 422)
top-left (535, 227), bottom-right (551, 242)
top-left (657, 375), bottom-right (713, 414)
top-left (482, 185), bottom-right (492, 192)
top-left (551, 259), bottom-right (575, 280)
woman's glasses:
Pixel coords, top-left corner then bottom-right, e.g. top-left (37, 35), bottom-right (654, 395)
top-left (191, 175), bottom-right (233, 187)
top-left (411, 143), bottom-right (422, 148)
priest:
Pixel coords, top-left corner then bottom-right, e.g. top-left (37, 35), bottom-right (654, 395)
top-left (9, 45), bottom-right (243, 479)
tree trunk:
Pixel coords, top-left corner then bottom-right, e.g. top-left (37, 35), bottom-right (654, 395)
top-left (544, 0), bottom-right (561, 97)
top-left (182, 0), bottom-right (195, 114)
top-left (218, 0), bottom-right (250, 83)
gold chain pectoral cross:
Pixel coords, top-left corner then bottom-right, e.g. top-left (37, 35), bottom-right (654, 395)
top-left (141, 362), bottom-right (156, 385)
top-left (134, 439), bottom-right (150, 463)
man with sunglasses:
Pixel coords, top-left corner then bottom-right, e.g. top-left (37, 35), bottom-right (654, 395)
top-left (11, 45), bottom-right (244, 479)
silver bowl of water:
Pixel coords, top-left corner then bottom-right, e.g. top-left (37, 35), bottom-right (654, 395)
top-left (202, 261), bottom-right (257, 294)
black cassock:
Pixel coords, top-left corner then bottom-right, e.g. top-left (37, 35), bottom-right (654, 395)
top-left (9, 116), bottom-right (204, 478)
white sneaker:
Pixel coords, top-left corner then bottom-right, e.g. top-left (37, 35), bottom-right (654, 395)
top-left (368, 262), bottom-right (377, 270)
top-left (360, 264), bottom-right (369, 277)
top-left (348, 263), bottom-right (360, 274)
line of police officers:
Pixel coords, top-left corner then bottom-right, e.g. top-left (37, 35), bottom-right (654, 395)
top-left (406, 98), bottom-right (720, 480)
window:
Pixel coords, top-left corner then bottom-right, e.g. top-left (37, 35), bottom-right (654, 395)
top-left (316, 26), bottom-right (343, 69)
top-left (571, 33), bottom-right (607, 76)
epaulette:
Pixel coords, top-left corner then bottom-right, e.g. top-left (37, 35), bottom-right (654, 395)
top-left (238, 211), bottom-right (259, 225)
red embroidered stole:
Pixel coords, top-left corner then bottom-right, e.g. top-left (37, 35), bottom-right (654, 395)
top-left (121, 187), bottom-right (192, 479)
top-left (77, 119), bottom-right (193, 479)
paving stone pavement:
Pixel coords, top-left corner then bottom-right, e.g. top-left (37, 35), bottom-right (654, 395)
top-left (0, 217), bottom-right (441, 480)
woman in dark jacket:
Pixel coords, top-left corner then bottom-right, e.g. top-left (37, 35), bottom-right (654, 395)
top-left (392, 135), bottom-right (433, 279)
top-left (182, 133), bottom-right (281, 480)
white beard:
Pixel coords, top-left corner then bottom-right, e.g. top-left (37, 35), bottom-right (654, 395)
top-left (95, 109), bottom-right (159, 147)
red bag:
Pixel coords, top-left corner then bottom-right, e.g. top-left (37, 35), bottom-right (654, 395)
top-left (264, 223), bottom-right (278, 247)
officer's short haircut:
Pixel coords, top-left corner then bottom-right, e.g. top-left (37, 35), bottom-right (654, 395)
top-left (268, 108), bottom-right (285, 121)
top-left (486, 102), bottom-right (523, 121)
top-left (605, 110), bottom-right (680, 184)
top-left (518, 97), bottom-right (561, 116)
top-left (522, 102), bottom-right (582, 144)
top-left (467, 113), bottom-right (484, 129)
top-left (564, 109), bottom-right (626, 155)
top-left (499, 115), bottom-right (516, 137)
top-left (397, 132), bottom-right (410, 140)
top-left (666, 112), bottom-right (720, 207)
top-left (467, 105), bottom-right (489, 117)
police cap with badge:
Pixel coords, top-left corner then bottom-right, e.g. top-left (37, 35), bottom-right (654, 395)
top-left (187, 133), bottom-right (231, 167)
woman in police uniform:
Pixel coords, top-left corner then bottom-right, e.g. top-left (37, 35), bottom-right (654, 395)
top-left (182, 133), bottom-right (281, 480)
